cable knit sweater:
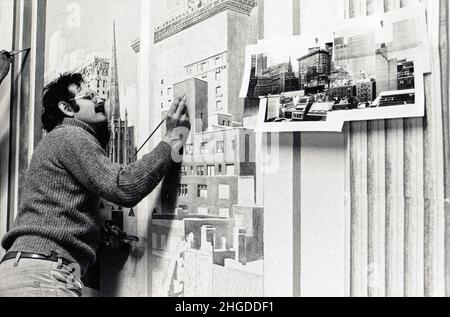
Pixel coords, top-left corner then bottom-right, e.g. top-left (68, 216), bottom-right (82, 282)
top-left (2, 118), bottom-right (173, 275)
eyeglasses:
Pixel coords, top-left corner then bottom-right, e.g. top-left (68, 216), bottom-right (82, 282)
top-left (69, 91), bottom-right (100, 102)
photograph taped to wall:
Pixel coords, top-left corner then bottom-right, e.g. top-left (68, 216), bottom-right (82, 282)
top-left (240, 3), bottom-right (431, 132)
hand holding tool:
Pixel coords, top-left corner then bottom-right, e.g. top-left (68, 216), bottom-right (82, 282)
top-left (4, 48), bottom-right (31, 60)
top-left (135, 94), bottom-right (188, 156)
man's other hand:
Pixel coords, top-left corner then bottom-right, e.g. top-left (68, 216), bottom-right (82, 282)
top-left (0, 50), bottom-right (12, 83)
top-left (163, 95), bottom-right (191, 147)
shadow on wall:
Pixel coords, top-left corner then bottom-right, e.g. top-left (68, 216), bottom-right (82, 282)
top-left (93, 160), bottom-right (183, 296)
top-left (161, 160), bottom-right (183, 214)
top-left (96, 235), bottom-right (148, 297)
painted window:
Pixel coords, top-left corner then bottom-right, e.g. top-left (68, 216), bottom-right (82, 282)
top-left (160, 234), bottom-right (167, 249)
top-left (152, 233), bottom-right (158, 249)
top-left (180, 166), bottom-right (189, 176)
top-left (178, 184), bottom-right (188, 197)
top-left (218, 184), bottom-right (230, 200)
top-left (200, 142), bottom-right (208, 154)
top-left (196, 166), bottom-right (205, 176)
top-left (197, 185), bottom-right (208, 198)
top-left (185, 143), bottom-right (194, 155)
top-left (366, 0), bottom-right (375, 15)
top-left (207, 165), bottom-right (215, 176)
top-left (384, 0), bottom-right (394, 12)
top-left (226, 164), bottom-right (235, 176)
top-left (216, 141), bottom-right (225, 153)
top-left (349, 0), bottom-right (356, 18)
top-left (215, 69), bottom-right (221, 81)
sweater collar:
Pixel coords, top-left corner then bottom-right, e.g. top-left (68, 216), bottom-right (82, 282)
top-left (60, 118), bottom-right (99, 138)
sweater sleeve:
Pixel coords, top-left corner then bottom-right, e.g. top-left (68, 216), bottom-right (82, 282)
top-left (58, 127), bottom-right (173, 208)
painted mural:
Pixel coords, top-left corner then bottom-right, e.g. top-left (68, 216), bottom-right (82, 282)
top-left (39, 0), bottom-right (436, 297)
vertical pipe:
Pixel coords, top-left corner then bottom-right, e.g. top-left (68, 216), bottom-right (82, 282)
top-left (292, 0), bottom-right (300, 36)
top-left (439, 0), bottom-right (450, 297)
top-left (31, 0), bottom-right (46, 150)
top-left (118, 118), bottom-right (121, 164)
top-left (403, 117), bottom-right (425, 296)
top-left (0, 0), bottom-right (14, 255)
top-left (257, 0), bottom-right (264, 40)
top-left (292, 132), bottom-right (301, 296)
top-left (385, 119), bottom-right (405, 296)
top-left (367, 120), bottom-right (386, 297)
top-left (349, 121), bottom-right (369, 297)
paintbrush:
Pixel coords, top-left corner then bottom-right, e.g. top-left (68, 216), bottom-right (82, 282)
top-left (135, 116), bottom-right (168, 156)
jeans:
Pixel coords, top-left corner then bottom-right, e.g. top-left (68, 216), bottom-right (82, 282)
top-left (0, 255), bottom-right (84, 297)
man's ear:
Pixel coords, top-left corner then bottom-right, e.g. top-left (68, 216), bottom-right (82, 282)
top-left (58, 101), bottom-right (75, 117)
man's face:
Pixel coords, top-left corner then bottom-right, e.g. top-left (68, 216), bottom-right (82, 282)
top-left (68, 82), bottom-right (107, 127)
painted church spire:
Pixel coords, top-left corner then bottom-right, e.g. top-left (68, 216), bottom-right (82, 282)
top-left (108, 20), bottom-right (121, 121)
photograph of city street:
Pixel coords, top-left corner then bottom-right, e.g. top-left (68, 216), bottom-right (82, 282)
top-left (257, 48), bottom-right (417, 124)
top-left (240, 5), bottom-right (430, 131)
top-left (257, 53), bottom-right (416, 124)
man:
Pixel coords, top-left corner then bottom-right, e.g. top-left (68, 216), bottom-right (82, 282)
top-left (0, 71), bottom-right (190, 297)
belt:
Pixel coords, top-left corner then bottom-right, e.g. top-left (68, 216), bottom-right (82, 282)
top-left (0, 251), bottom-right (73, 267)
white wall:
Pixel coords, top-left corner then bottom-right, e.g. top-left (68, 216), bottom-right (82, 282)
top-left (299, 133), bottom-right (347, 297)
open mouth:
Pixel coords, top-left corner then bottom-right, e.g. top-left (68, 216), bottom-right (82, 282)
top-left (94, 102), bottom-right (105, 114)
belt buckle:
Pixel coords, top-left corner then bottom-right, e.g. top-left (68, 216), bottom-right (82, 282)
top-left (49, 251), bottom-right (65, 269)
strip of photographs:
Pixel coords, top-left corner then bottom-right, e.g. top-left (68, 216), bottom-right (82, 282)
top-left (240, 4), bottom-right (431, 132)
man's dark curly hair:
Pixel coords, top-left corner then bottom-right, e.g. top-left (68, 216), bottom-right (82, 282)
top-left (41, 72), bottom-right (83, 132)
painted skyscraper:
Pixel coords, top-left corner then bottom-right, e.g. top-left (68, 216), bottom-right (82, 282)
top-left (148, 0), bottom-right (264, 297)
